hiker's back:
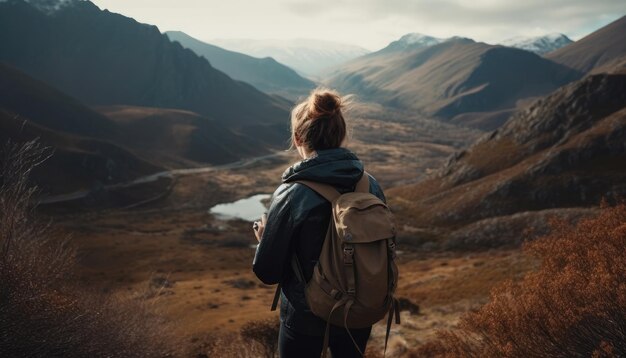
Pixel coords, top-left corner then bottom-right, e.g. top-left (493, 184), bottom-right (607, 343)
top-left (252, 88), bottom-right (397, 358)
top-left (254, 148), bottom-right (388, 335)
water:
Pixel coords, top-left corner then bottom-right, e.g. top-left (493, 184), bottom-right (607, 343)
top-left (209, 194), bottom-right (271, 222)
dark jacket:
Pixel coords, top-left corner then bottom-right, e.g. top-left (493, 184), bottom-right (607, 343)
top-left (252, 147), bottom-right (386, 335)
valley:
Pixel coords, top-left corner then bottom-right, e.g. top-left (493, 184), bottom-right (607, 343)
top-left (1, 1), bottom-right (625, 356)
top-left (44, 112), bottom-right (510, 355)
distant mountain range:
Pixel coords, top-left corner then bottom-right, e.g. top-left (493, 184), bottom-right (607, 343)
top-left (386, 16), bottom-right (626, 249)
top-left (324, 37), bottom-right (581, 129)
top-left (500, 33), bottom-right (573, 55)
top-left (210, 38), bottom-right (370, 77)
top-left (165, 31), bottom-right (316, 100)
top-left (0, 0), bottom-right (290, 146)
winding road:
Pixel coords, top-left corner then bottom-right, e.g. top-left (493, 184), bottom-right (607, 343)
top-left (38, 151), bottom-right (289, 204)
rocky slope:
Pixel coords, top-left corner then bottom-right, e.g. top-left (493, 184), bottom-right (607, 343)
top-left (390, 72), bottom-right (626, 248)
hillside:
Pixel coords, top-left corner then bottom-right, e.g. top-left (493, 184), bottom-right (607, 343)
top-left (98, 105), bottom-right (265, 167)
top-left (0, 0), bottom-right (290, 145)
top-left (390, 72), bottom-right (626, 248)
top-left (0, 63), bottom-right (269, 168)
top-left (165, 31), bottom-right (316, 100)
top-left (325, 38), bottom-right (581, 128)
top-left (546, 15), bottom-right (626, 73)
top-left (0, 109), bottom-right (163, 196)
top-left (0, 63), bottom-right (164, 196)
top-left (0, 63), bottom-right (117, 138)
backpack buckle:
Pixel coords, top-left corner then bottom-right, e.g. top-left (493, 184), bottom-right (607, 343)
top-left (330, 289), bottom-right (343, 300)
top-left (343, 245), bottom-right (354, 264)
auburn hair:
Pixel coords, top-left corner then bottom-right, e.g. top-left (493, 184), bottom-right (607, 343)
top-left (290, 88), bottom-right (351, 151)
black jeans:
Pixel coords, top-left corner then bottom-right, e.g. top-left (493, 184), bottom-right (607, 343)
top-left (278, 322), bottom-right (371, 358)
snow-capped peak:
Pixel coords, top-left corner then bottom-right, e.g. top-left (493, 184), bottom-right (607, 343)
top-left (500, 33), bottom-right (573, 55)
top-left (398, 33), bottom-right (443, 46)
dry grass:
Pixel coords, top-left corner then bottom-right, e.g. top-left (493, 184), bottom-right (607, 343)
top-left (0, 139), bottom-right (181, 357)
top-left (410, 202), bottom-right (626, 357)
top-left (241, 318), bottom-right (280, 358)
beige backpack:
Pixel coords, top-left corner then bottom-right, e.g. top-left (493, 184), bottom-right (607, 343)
top-left (271, 172), bottom-right (400, 357)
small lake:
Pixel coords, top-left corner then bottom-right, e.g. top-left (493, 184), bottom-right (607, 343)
top-left (209, 194), bottom-right (271, 222)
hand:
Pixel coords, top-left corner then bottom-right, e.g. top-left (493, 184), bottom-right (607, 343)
top-left (253, 213), bottom-right (267, 242)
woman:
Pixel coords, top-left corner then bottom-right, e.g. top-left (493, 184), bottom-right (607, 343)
top-left (252, 88), bottom-right (387, 358)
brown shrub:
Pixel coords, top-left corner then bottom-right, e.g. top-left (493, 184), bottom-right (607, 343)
top-left (411, 202), bottom-right (626, 358)
top-left (0, 140), bottom-right (181, 357)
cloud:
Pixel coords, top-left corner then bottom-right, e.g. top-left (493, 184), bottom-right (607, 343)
top-left (281, 0), bottom-right (625, 44)
top-left (92, 0), bottom-right (625, 50)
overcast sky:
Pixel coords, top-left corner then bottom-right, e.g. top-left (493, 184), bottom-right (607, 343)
top-left (90, 0), bottom-right (625, 51)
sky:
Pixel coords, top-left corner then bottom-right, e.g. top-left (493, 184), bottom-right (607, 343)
top-left (90, 0), bottom-right (625, 51)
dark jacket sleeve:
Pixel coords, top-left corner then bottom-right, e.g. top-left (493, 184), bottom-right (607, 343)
top-left (252, 184), bottom-right (296, 285)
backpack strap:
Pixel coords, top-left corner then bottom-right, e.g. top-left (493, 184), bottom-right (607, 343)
top-left (270, 283), bottom-right (281, 311)
top-left (295, 170), bottom-right (371, 201)
top-left (295, 180), bottom-right (341, 202)
top-left (355, 171), bottom-right (370, 193)
top-left (271, 255), bottom-right (306, 311)
top-left (383, 298), bottom-right (401, 356)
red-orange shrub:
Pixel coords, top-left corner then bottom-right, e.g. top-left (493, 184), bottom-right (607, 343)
top-left (412, 203), bottom-right (626, 357)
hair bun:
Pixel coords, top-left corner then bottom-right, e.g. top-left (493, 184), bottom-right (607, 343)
top-left (313, 91), bottom-right (342, 117)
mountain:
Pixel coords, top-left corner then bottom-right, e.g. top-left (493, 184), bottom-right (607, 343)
top-left (500, 33), bottom-right (573, 55)
top-left (0, 64), bottom-right (164, 196)
top-left (546, 15), bottom-right (626, 73)
top-left (210, 38), bottom-right (370, 77)
top-left (389, 72), bottom-right (626, 249)
top-left (0, 62), bottom-right (117, 139)
top-left (97, 105), bottom-right (264, 167)
top-left (325, 38), bottom-right (581, 128)
top-left (0, 0), bottom-right (290, 146)
top-left (0, 63), bottom-right (268, 169)
top-left (165, 31), bottom-right (316, 100)
top-left (0, 109), bottom-right (166, 197)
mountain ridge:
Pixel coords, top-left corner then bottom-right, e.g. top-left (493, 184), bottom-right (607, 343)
top-left (165, 31), bottom-right (316, 101)
top-left (546, 15), bottom-right (626, 73)
top-left (0, 0), bottom-right (291, 146)
top-left (325, 38), bottom-right (581, 127)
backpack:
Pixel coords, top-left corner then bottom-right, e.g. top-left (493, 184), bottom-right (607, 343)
top-left (270, 172), bottom-right (400, 357)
